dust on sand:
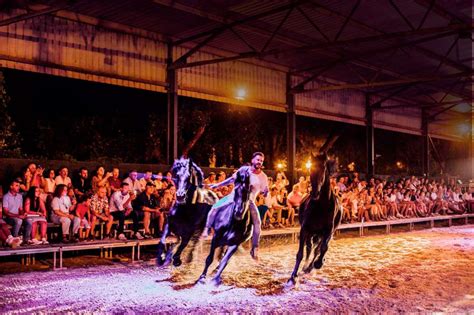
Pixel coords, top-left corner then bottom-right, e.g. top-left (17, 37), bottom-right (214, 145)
top-left (0, 225), bottom-right (473, 313)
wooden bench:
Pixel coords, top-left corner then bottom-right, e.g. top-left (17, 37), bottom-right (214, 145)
top-left (0, 246), bottom-right (60, 269)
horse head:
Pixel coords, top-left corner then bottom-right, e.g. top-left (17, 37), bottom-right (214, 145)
top-left (232, 166), bottom-right (251, 221)
top-left (171, 156), bottom-right (204, 205)
top-left (309, 152), bottom-right (329, 199)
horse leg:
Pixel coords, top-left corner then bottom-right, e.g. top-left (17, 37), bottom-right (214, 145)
top-left (172, 233), bottom-right (192, 267)
top-left (313, 232), bottom-right (333, 270)
top-left (304, 236), bottom-right (313, 262)
top-left (183, 233), bottom-right (201, 264)
top-left (156, 223), bottom-right (170, 266)
top-left (211, 244), bottom-right (239, 286)
top-left (197, 238), bottom-right (217, 284)
top-left (287, 231), bottom-right (307, 286)
top-left (303, 235), bottom-right (322, 274)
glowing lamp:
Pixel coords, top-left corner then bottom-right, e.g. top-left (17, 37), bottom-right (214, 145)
top-left (305, 160), bottom-right (312, 170)
top-left (235, 88), bottom-right (247, 100)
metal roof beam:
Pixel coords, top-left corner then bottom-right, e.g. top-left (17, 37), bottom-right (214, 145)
top-left (170, 0), bottom-right (309, 46)
top-left (429, 104), bottom-right (459, 119)
top-left (293, 71), bottom-right (471, 93)
top-left (389, 0), bottom-right (416, 30)
top-left (292, 30), bottom-right (458, 89)
top-left (0, 4), bottom-right (70, 27)
top-left (380, 99), bottom-right (469, 110)
top-left (334, 0), bottom-right (361, 41)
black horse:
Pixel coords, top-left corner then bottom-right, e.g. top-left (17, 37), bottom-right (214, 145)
top-left (197, 166), bottom-right (252, 286)
top-left (157, 157), bottom-right (217, 267)
top-left (287, 138), bottom-right (342, 286)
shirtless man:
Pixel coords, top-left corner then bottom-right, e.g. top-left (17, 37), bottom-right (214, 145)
top-left (202, 152), bottom-right (269, 261)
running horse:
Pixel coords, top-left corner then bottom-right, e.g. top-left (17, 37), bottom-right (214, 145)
top-left (287, 134), bottom-right (343, 286)
top-left (156, 157), bottom-right (217, 267)
top-left (197, 166), bottom-right (252, 286)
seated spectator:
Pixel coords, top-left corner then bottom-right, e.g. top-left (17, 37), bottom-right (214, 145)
top-left (123, 170), bottom-right (142, 194)
top-left (204, 172), bottom-right (216, 185)
top-left (278, 187), bottom-right (291, 226)
top-left (109, 182), bottom-right (135, 240)
top-left (75, 195), bottom-right (92, 241)
top-left (213, 171), bottom-right (232, 198)
top-left (24, 186), bottom-right (48, 245)
top-left (28, 163), bottom-right (44, 189)
top-left (132, 182), bottom-right (162, 239)
top-left (108, 168), bottom-right (122, 194)
top-left (73, 167), bottom-right (92, 198)
top-left (274, 171), bottom-right (289, 191)
top-left (337, 177), bottom-right (347, 193)
top-left (287, 184), bottom-right (305, 226)
top-left (51, 184), bottom-right (80, 243)
top-left (256, 192), bottom-right (268, 225)
top-left (0, 206), bottom-right (22, 247)
top-left (159, 185), bottom-right (175, 215)
top-left (55, 167), bottom-right (72, 187)
top-left (42, 169), bottom-right (56, 195)
top-left (67, 187), bottom-right (77, 204)
top-left (2, 179), bottom-right (32, 242)
top-left (463, 189), bottom-right (473, 212)
top-left (153, 172), bottom-right (164, 191)
top-left (263, 186), bottom-right (284, 228)
top-left (139, 171), bottom-right (154, 192)
top-left (91, 166), bottom-right (112, 195)
top-left (20, 168), bottom-right (32, 193)
top-left (90, 187), bottom-right (113, 239)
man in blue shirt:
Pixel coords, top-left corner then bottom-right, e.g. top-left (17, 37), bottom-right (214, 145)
top-left (2, 179), bottom-right (32, 242)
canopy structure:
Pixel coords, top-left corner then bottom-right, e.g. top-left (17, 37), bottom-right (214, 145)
top-left (0, 0), bottom-right (472, 178)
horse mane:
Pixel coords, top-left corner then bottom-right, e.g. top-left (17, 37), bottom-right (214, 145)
top-left (326, 159), bottom-right (337, 176)
top-left (190, 161), bottom-right (204, 187)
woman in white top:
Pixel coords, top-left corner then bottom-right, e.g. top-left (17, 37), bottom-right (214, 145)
top-left (50, 184), bottom-right (80, 242)
top-left (42, 169), bottom-right (56, 194)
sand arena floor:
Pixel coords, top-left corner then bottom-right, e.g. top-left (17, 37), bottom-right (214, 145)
top-left (0, 225), bottom-right (473, 313)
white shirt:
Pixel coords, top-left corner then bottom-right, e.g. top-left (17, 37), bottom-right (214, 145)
top-left (248, 170), bottom-right (269, 203)
top-left (265, 194), bottom-right (280, 209)
top-left (55, 176), bottom-right (71, 187)
top-left (44, 178), bottom-right (56, 194)
top-left (51, 196), bottom-right (72, 215)
top-left (109, 191), bottom-right (132, 212)
top-left (123, 177), bottom-right (142, 193)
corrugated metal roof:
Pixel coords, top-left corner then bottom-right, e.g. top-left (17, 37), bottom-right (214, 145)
top-left (15, 0), bottom-right (473, 118)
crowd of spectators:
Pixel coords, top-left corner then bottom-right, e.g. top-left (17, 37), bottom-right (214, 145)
top-left (334, 174), bottom-right (473, 223)
top-left (0, 163), bottom-right (177, 247)
top-left (0, 162), bottom-right (473, 248)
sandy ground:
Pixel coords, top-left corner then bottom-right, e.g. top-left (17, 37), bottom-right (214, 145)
top-left (0, 225), bottom-right (473, 313)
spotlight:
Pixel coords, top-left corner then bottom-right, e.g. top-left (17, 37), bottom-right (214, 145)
top-left (235, 88), bottom-right (247, 100)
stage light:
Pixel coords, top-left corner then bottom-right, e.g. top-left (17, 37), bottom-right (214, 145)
top-left (396, 161), bottom-right (403, 169)
top-left (235, 88), bottom-right (247, 100)
top-left (455, 103), bottom-right (472, 113)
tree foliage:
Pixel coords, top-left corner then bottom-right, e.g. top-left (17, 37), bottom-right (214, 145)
top-left (0, 70), bottom-right (22, 157)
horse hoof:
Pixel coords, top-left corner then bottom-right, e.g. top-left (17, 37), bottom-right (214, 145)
top-left (303, 266), bottom-right (313, 274)
top-left (314, 260), bottom-right (323, 269)
top-left (285, 278), bottom-right (298, 289)
top-left (196, 276), bottom-right (206, 285)
top-left (211, 277), bottom-right (222, 286)
top-left (173, 258), bottom-right (182, 267)
top-left (156, 257), bottom-right (164, 267)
